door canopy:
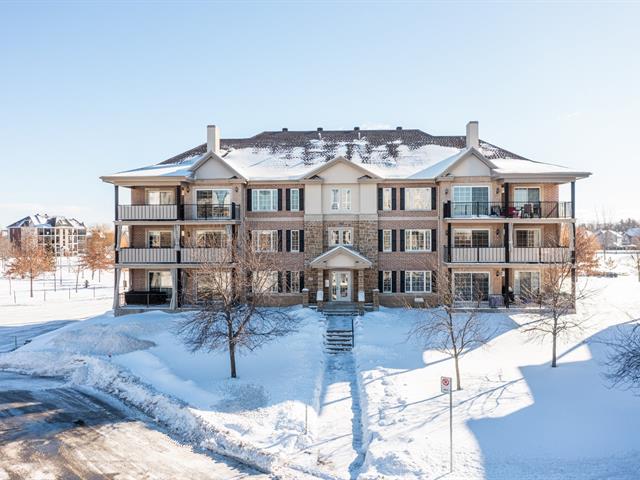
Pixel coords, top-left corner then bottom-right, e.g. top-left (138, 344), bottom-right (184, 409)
top-left (310, 246), bottom-right (372, 270)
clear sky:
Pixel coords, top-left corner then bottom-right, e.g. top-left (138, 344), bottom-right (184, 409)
top-left (1, 1), bottom-right (638, 228)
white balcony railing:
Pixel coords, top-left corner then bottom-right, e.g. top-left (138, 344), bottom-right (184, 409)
top-left (511, 247), bottom-right (571, 263)
top-left (119, 248), bottom-right (176, 263)
top-left (118, 204), bottom-right (178, 221)
top-left (181, 248), bottom-right (228, 263)
top-left (449, 247), bottom-right (505, 263)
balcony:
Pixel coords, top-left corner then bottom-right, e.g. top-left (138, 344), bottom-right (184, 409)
top-left (119, 248), bottom-right (176, 264)
top-left (445, 247), bottom-right (505, 263)
top-left (511, 247), bottom-right (572, 263)
top-left (444, 201), bottom-right (573, 219)
top-left (118, 204), bottom-right (178, 221)
top-left (181, 247), bottom-right (228, 263)
top-left (183, 203), bottom-right (239, 221)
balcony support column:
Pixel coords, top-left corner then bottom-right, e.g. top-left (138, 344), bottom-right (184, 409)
top-left (504, 268), bottom-right (510, 308)
top-left (114, 185), bottom-right (119, 221)
top-left (174, 224), bottom-right (181, 264)
top-left (112, 267), bottom-right (121, 311)
top-left (571, 181), bottom-right (576, 219)
top-left (503, 182), bottom-right (509, 214)
top-left (176, 185), bottom-right (183, 220)
top-left (504, 223), bottom-right (510, 263)
top-left (447, 223), bottom-right (452, 262)
top-left (169, 268), bottom-right (178, 310)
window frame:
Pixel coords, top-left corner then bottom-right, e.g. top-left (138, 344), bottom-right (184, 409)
top-left (195, 229), bottom-right (227, 249)
top-left (382, 271), bottom-right (393, 293)
top-left (382, 187), bottom-right (393, 211)
top-left (252, 189), bottom-right (278, 212)
top-left (382, 229), bottom-right (393, 252)
top-left (290, 188), bottom-right (300, 212)
top-left (330, 188), bottom-right (352, 211)
top-left (253, 230), bottom-right (278, 252)
top-left (147, 229), bottom-right (173, 248)
top-left (405, 270), bottom-right (432, 293)
top-left (146, 189), bottom-right (175, 205)
top-left (514, 228), bottom-right (541, 248)
top-left (290, 230), bottom-right (300, 252)
top-left (405, 229), bottom-right (431, 252)
top-left (253, 271), bottom-right (279, 293)
top-left (453, 228), bottom-right (490, 248)
top-left (147, 270), bottom-right (172, 292)
top-left (405, 187), bottom-right (431, 211)
top-left (329, 227), bottom-right (354, 246)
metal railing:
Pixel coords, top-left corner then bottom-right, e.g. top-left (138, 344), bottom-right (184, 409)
top-left (182, 203), bottom-right (238, 220)
top-left (445, 247), bottom-right (506, 263)
top-left (444, 201), bottom-right (573, 219)
top-left (444, 246), bottom-right (572, 264)
top-left (118, 204), bottom-right (178, 220)
top-left (121, 290), bottom-right (170, 307)
top-left (119, 248), bottom-right (176, 263)
top-left (180, 247), bottom-right (228, 263)
top-left (511, 247), bottom-right (571, 263)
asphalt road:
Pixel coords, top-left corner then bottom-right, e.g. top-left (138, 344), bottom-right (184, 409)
top-left (0, 372), bottom-right (270, 480)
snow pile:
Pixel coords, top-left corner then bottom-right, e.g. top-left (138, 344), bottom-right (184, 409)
top-left (354, 271), bottom-right (640, 479)
top-left (0, 307), bottom-right (331, 478)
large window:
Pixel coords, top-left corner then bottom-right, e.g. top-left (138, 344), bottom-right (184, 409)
top-left (195, 230), bottom-right (227, 248)
top-left (383, 230), bottom-right (393, 252)
top-left (453, 229), bottom-right (489, 248)
top-left (290, 230), bottom-right (300, 252)
top-left (382, 271), bottom-right (393, 293)
top-left (253, 230), bottom-right (278, 252)
top-left (196, 271), bottom-right (231, 300)
top-left (148, 271), bottom-right (172, 292)
top-left (515, 229), bottom-right (540, 248)
top-left (146, 190), bottom-right (175, 205)
top-left (514, 187), bottom-right (540, 204)
top-left (515, 271), bottom-right (540, 300)
top-left (253, 271), bottom-right (279, 293)
top-left (405, 188), bottom-right (431, 210)
top-left (405, 271), bottom-right (432, 293)
top-left (452, 186), bottom-right (490, 216)
top-left (329, 228), bottom-right (353, 246)
top-left (196, 189), bottom-right (231, 218)
top-left (289, 271), bottom-right (301, 293)
top-left (330, 188), bottom-right (352, 211)
top-left (290, 188), bottom-right (300, 211)
top-left (453, 272), bottom-right (489, 302)
top-left (148, 230), bottom-right (172, 248)
top-left (252, 189), bottom-right (278, 211)
top-left (405, 229), bottom-right (431, 251)
top-left (382, 188), bottom-right (393, 211)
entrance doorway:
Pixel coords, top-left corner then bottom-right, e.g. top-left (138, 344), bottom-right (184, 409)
top-left (330, 271), bottom-right (351, 302)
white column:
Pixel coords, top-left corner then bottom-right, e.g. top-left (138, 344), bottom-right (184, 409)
top-left (173, 224), bottom-right (181, 252)
top-left (112, 268), bottom-right (121, 310)
top-left (169, 268), bottom-right (178, 310)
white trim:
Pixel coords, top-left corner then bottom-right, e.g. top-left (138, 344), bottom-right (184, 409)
top-left (145, 188), bottom-right (175, 205)
top-left (452, 228), bottom-right (491, 248)
top-left (404, 270), bottom-right (432, 293)
top-left (405, 229), bottom-right (432, 252)
top-left (452, 271), bottom-right (491, 301)
top-left (513, 227), bottom-right (542, 247)
top-left (404, 187), bottom-right (432, 211)
top-left (146, 228), bottom-right (173, 248)
top-left (252, 188), bottom-right (278, 211)
top-left (328, 227), bottom-right (353, 246)
top-left (382, 229), bottom-right (393, 252)
top-left (330, 270), bottom-right (352, 302)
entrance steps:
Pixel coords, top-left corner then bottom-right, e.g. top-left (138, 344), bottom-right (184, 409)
top-left (324, 329), bottom-right (354, 353)
top-left (322, 302), bottom-right (359, 316)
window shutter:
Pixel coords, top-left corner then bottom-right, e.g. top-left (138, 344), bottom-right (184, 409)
top-left (246, 189), bottom-right (252, 212)
top-left (392, 271), bottom-right (397, 293)
top-left (278, 272), bottom-right (283, 293)
top-left (400, 229), bottom-right (405, 251)
top-left (431, 229), bottom-right (437, 252)
top-left (286, 271), bottom-right (291, 292)
top-left (299, 230), bottom-right (305, 252)
top-left (247, 271), bottom-right (253, 293)
top-left (378, 271), bottom-right (383, 292)
top-left (377, 188), bottom-right (383, 211)
top-left (391, 188), bottom-right (397, 210)
top-left (378, 229), bottom-right (383, 252)
top-left (431, 270), bottom-right (438, 293)
top-left (278, 230), bottom-right (283, 252)
top-left (277, 189), bottom-right (283, 211)
top-left (286, 189), bottom-right (291, 211)
top-left (300, 271), bottom-right (305, 290)
top-left (248, 229), bottom-right (252, 249)
top-left (431, 187), bottom-right (437, 211)
top-left (299, 189), bottom-right (304, 211)
top-left (400, 188), bottom-right (405, 210)
top-left (399, 271), bottom-right (405, 292)
top-left (392, 229), bottom-right (397, 252)
top-left (285, 230), bottom-right (291, 252)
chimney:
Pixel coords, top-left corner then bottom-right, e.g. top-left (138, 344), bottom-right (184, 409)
top-left (206, 125), bottom-right (220, 154)
top-left (466, 121), bottom-right (479, 149)
top-left (282, 127), bottom-right (288, 132)
top-left (396, 126), bottom-right (402, 131)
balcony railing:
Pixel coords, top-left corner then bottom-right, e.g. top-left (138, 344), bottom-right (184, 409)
top-left (444, 201), bottom-right (573, 219)
top-left (446, 247), bottom-right (506, 263)
top-left (511, 247), bottom-right (571, 263)
top-left (183, 203), bottom-right (239, 221)
top-left (118, 204), bottom-right (178, 221)
top-left (181, 247), bottom-right (228, 263)
top-left (121, 290), bottom-right (170, 307)
top-left (119, 248), bottom-right (176, 264)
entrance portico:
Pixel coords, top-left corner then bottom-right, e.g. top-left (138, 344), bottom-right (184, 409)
top-left (310, 246), bottom-right (372, 303)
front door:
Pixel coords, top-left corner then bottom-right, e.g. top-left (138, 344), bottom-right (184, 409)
top-left (331, 271), bottom-right (351, 302)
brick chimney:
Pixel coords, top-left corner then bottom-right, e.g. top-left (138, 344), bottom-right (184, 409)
top-left (206, 125), bottom-right (220, 154)
top-left (466, 121), bottom-right (479, 149)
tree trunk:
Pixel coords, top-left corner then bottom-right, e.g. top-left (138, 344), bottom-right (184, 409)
top-left (227, 320), bottom-right (237, 378)
top-left (92, 270), bottom-right (95, 280)
top-left (29, 274), bottom-right (33, 298)
top-left (551, 317), bottom-right (558, 367)
top-left (454, 353), bottom-right (462, 390)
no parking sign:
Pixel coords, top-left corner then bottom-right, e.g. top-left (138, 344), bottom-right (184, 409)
top-left (440, 376), bottom-right (451, 394)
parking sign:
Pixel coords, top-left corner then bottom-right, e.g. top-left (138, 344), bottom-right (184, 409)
top-left (441, 376), bottom-right (451, 394)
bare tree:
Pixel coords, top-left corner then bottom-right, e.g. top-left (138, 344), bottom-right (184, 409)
top-left (6, 238), bottom-right (55, 297)
top-left (522, 260), bottom-right (594, 368)
top-left (408, 267), bottom-right (491, 390)
top-left (605, 322), bottom-right (640, 389)
top-left (0, 235), bottom-right (11, 271)
top-left (630, 238), bottom-right (640, 282)
top-left (569, 226), bottom-right (600, 276)
top-left (177, 233), bottom-right (299, 378)
top-left (80, 225), bottom-right (114, 281)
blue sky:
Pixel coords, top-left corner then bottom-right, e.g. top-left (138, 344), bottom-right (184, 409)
top-left (1, 1), bottom-right (638, 227)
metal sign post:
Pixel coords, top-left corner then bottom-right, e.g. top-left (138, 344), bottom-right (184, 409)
top-left (441, 376), bottom-right (453, 473)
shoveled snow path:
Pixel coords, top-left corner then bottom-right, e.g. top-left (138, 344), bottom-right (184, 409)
top-left (313, 315), bottom-right (364, 479)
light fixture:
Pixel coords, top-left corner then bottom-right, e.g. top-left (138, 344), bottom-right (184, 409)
top-left (496, 271), bottom-right (501, 277)
top-left (496, 228), bottom-right (500, 236)
top-left (445, 188), bottom-right (449, 195)
top-left (496, 187), bottom-right (500, 194)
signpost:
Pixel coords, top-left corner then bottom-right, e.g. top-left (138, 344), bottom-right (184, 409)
top-left (441, 376), bottom-right (453, 473)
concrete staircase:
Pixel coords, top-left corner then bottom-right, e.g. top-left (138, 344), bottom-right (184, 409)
top-left (324, 313), bottom-right (355, 354)
top-left (322, 302), bottom-right (359, 316)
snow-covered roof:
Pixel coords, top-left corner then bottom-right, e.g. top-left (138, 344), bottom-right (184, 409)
top-left (103, 128), bottom-right (590, 182)
top-left (7, 214), bottom-right (86, 229)
top-left (625, 227), bottom-right (640, 238)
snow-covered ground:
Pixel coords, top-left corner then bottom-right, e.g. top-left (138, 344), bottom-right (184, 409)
top-left (354, 254), bottom-right (640, 479)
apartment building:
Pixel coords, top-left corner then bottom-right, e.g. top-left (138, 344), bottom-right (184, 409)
top-left (7, 214), bottom-right (87, 256)
top-left (101, 122), bottom-right (590, 313)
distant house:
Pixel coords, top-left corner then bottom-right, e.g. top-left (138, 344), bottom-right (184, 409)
top-left (594, 229), bottom-right (623, 249)
top-left (7, 214), bottom-right (87, 256)
top-left (623, 227), bottom-right (640, 247)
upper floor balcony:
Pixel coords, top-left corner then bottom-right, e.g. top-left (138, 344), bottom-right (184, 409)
top-left (444, 246), bottom-right (572, 264)
top-left (116, 203), bottom-right (239, 221)
top-left (443, 201), bottom-right (573, 220)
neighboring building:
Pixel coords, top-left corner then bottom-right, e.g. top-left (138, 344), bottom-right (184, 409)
top-left (7, 214), bottom-right (87, 256)
top-left (101, 122), bottom-right (590, 313)
top-left (595, 229), bottom-right (623, 249)
top-left (623, 227), bottom-right (640, 247)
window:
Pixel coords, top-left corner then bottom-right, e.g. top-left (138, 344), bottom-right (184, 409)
top-left (148, 230), bottom-right (172, 248)
top-left (253, 271), bottom-right (279, 293)
top-left (405, 271), bottom-right (431, 293)
top-left (383, 230), bottom-right (392, 252)
top-left (514, 187), bottom-right (540, 204)
top-left (196, 189), bottom-right (231, 218)
top-left (453, 272), bottom-right (489, 302)
top-left (289, 271), bottom-right (301, 293)
top-left (148, 271), bottom-right (172, 292)
top-left (329, 228), bottom-right (353, 245)
top-left (405, 188), bottom-right (431, 210)
top-left (290, 188), bottom-right (300, 211)
top-left (382, 188), bottom-right (393, 211)
top-left (254, 230), bottom-right (278, 252)
top-left (330, 188), bottom-right (351, 211)
top-left (453, 229), bottom-right (489, 248)
top-left (515, 229), bottom-right (540, 248)
top-left (405, 229), bottom-right (430, 251)
top-left (252, 189), bottom-right (278, 211)
top-left (195, 230), bottom-right (227, 248)
top-left (290, 230), bottom-right (300, 252)
top-left (196, 271), bottom-right (231, 300)
top-left (146, 190), bottom-right (174, 205)
top-left (382, 271), bottom-right (393, 293)
top-left (452, 186), bottom-right (489, 216)
top-left (515, 271), bottom-right (540, 299)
